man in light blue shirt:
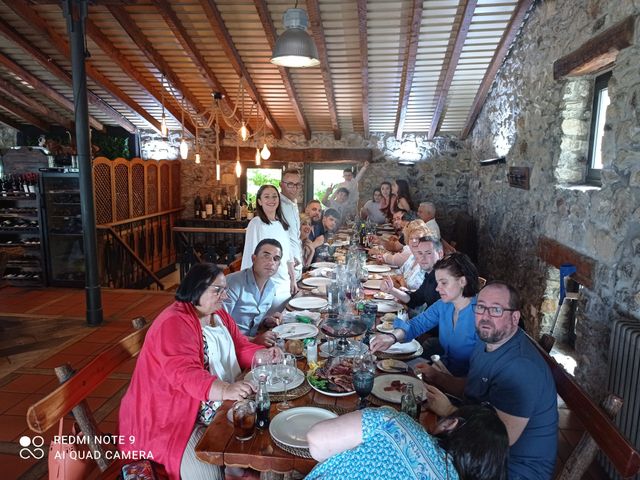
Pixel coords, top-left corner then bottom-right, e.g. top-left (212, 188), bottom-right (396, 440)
top-left (224, 238), bottom-right (283, 346)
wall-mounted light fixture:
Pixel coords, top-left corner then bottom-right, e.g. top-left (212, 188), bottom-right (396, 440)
top-left (398, 160), bottom-right (416, 166)
top-left (479, 156), bottom-right (506, 166)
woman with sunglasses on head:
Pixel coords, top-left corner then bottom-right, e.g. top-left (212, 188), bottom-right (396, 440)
top-left (306, 403), bottom-right (508, 480)
top-left (119, 263), bottom-right (280, 480)
top-left (371, 252), bottom-right (481, 378)
top-left (242, 184), bottom-right (298, 312)
top-left (390, 179), bottom-right (415, 214)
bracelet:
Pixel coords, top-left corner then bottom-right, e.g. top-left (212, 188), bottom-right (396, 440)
top-left (383, 331), bottom-right (398, 343)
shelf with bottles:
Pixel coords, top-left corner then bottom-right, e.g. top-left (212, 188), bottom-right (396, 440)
top-left (0, 172), bottom-right (39, 196)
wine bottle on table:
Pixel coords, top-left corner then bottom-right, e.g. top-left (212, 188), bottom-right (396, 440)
top-left (194, 194), bottom-right (202, 218)
top-left (205, 194), bottom-right (214, 218)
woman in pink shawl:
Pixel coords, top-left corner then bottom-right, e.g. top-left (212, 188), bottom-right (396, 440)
top-left (119, 263), bottom-right (278, 479)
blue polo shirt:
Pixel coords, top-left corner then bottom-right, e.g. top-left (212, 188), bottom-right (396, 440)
top-left (222, 267), bottom-right (276, 337)
top-left (465, 328), bottom-right (558, 480)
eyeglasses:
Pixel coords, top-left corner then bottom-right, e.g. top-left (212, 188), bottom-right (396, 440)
top-left (472, 304), bottom-right (516, 317)
top-left (282, 181), bottom-right (302, 189)
top-left (208, 285), bottom-right (228, 295)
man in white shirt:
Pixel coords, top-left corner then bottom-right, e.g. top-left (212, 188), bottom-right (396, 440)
top-left (279, 169), bottom-right (303, 280)
top-left (333, 160), bottom-right (369, 219)
top-left (417, 201), bottom-right (441, 239)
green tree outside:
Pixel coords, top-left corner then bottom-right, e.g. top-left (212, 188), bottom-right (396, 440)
top-left (246, 168), bottom-right (282, 204)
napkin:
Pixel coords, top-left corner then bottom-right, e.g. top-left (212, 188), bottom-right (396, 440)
top-left (386, 339), bottom-right (419, 354)
top-left (283, 310), bottom-right (321, 324)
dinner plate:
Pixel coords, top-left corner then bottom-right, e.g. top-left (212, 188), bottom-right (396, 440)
top-left (363, 279), bottom-right (382, 290)
top-left (307, 373), bottom-right (356, 397)
top-left (310, 261), bottom-right (336, 269)
top-left (273, 322), bottom-right (319, 340)
top-left (376, 323), bottom-right (394, 333)
top-left (365, 264), bottom-right (391, 273)
top-left (376, 359), bottom-right (408, 373)
top-left (372, 374), bottom-right (427, 404)
top-left (372, 292), bottom-right (394, 301)
top-left (269, 407), bottom-right (338, 448)
top-left (385, 339), bottom-right (421, 355)
top-left (288, 296), bottom-right (328, 310)
top-left (244, 368), bottom-right (305, 393)
top-left (376, 301), bottom-right (402, 313)
top-left (302, 277), bottom-right (332, 288)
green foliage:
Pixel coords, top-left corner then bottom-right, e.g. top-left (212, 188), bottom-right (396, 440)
top-left (246, 168), bottom-right (281, 204)
top-left (92, 133), bottom-right (130, 159)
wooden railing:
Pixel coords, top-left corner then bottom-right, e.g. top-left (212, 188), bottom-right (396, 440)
top-left (173, 226), bottom-right (246, 280)
top-left (97, 208), bottom-right (182, 289)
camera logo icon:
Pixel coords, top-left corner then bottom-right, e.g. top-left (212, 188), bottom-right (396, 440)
top-left (19, 435), bottom-right (45, 460)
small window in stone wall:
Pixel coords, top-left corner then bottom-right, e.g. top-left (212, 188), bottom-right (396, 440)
top-left (586, 71), bottom-right (611, 185)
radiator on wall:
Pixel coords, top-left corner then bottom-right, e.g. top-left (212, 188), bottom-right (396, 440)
top-left (601, 318), bottom-right (640, 480)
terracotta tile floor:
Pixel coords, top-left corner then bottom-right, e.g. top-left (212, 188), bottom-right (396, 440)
top-left (0, 285), bottom-right (610, 479)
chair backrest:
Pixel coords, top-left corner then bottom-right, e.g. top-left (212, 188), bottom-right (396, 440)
top-left (528, 336), bottom-right (640, 478)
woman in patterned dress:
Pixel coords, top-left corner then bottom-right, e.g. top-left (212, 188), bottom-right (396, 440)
top-left (306, 404), bottom-right (508, 480)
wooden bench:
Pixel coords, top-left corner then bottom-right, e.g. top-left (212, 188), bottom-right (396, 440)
top-left (25, 317), bottom-right (165, 478)
top-left (530, 335), bottom-right (640, 479)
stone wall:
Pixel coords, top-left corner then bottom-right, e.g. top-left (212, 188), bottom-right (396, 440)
top-left (0, 124), bottom-right (17, 152)
top-left (467, 0), bottom-right (640, 398)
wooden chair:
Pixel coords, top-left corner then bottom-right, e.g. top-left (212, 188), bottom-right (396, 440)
top-left (26, 317), bottom-right (166, 478)
top-left (528, 336), bottom-right (640, 480)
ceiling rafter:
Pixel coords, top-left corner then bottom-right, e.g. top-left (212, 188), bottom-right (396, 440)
top-left (83, 17), bottom-right (195, 135)
top-left (394, 0), bottom-right (423, 140)
top-left (0, 112), bottom-right (22, 130)
top-left (356, 0), bottom-right (369, 139)
top-left (0, 17), bottom-right (106, 131)
top-left (306, 0), bottom-right (340, 140)
top-left (428, 0), bottom-right (478, 140)
top-left (0, 96), bottom-right (50, 132)
top-left (253, 0), bottom-right (310, 140)
top-left (461, 0), bottom-right (534, 139)
top-left (107, 5), bottom-right (212, 131)
top-left (197, 0), bottom-right (281, 139)
top-left (0, 76), bottom-right (74, 130)
top-left (4, 0), bottom-right (141, 133)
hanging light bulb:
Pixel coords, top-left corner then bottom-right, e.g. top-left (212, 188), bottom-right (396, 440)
top-left (255, 147), bottom-right (261, 166)
top-left (235, 159), bottom-right (242, 178)
top-left (260, 143), bottom-right (271, 160)
top-left (195, 152), bottom-right (201, 164)
top-left (179, 138), bottom-right (188, 159)
top-left (216, 162), bottom-right (221, 181)
top-left (160, 114), bottom-right (168, 138)
top-left (239, 122), bottom-right (249, 142)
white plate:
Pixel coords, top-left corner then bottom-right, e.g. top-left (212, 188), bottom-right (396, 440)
top-left (376, 323), bottom-right (394, 333)
top-left (302, 277), bottom-right (332, 288)
top-left (372, 374), bottom-right (427, 404)
top-left (269, 407), bottom-right (337, 448)
top-left (372, 292), bottom-right (394, 301)
top-left (273, 322), bottom-right (319, 340)
top-left (245, 368), bottom-right (305, 393)
top-left (385, 339), bottom-right (420, 355)
top-left (376, 359), bottom-right (408, 373)
top-left (376, 302), bottom-right (402, 313)
top-left (365, 264), bottom-right (391, 273)
top-left (310, 261), bottom-right (336, 269)
top-left (319, 339), bottom-right (366, 358)
top-left (363, 279), bottom-right (382, 290)
top-left (307, 374), bottom-right (355, 397)
top-left (288, 296), bottom-right (328, 310)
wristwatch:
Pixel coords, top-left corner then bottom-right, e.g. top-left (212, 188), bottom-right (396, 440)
top-left (382, 331), bottom-right (398, 343)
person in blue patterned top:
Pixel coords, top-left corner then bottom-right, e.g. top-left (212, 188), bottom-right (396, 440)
top-left (306, 404), bottom-right (508, 480)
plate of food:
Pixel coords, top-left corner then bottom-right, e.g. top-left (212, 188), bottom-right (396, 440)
top-left (273, 322), bottom-right (319, 340)
top-left (307, 358), bottom-right (355, 397)
top-left (310, 261), bottom-right (337, 269)
top-left (244, 368), bottom-right (305, 393)
top-left (288, 296), bottom-right (328, 310)
top-left (301, 277), bottom-right (332, 288)
top-left (269, 407), bottom-right (337, 448)
top-left (376, 359), bottom-right (408, 373)
top-left (363, 279), bottom-right (382, 290)
top-left (365, 264), bottom-right (391, 273)
top-left (376, 322), bottom-right (394, 333)
top-left (371, 374), bottom-right (427, 404)
top-left (373, 292), bottom-right (394, 301)
top-left (376, 301), bottom-right (402, 313)
top-left (368, 273), bottom-right (383, 280)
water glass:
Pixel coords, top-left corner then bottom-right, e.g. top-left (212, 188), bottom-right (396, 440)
top-left (252, 349), bottom-right (275, 384)
top-left (277, 353), bottom-right (297, 411)
top-left (233, 399), bottom-right (257, 441)
top-left (352, 370), bottom-right (375, 409)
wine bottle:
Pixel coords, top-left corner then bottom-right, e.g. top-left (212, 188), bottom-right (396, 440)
top-left (194, 194), bottom-right (202, 218)
top-left (205, 194), bottom-right (214, 218)
top-left (247, 202), bottom-right (254, 220)
top-left (400, 383), bottom-right (419, 420)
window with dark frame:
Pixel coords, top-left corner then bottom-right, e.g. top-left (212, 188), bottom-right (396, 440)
top-left (586, 71), bottom-right (612, 185)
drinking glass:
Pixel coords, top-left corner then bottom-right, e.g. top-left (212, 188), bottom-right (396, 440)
top-left (277, 353), bottom-right (297, 411)
top-left (232, 399), bottom-right (257, 441)
top-left (252, 349), bottom-right (275, 384)
top-left (352, 370), bottom-right (375, 409)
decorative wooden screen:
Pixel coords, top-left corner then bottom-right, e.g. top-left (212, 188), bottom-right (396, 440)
top-left (93, 162), bottom-right (113, 224)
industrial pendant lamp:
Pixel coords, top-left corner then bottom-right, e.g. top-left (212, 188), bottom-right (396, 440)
top-left (270, 6), bottom-right (320, 68)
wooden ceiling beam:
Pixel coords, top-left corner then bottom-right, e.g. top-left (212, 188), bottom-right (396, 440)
top-left (4, 1), bottom-right (141, 133)
top-left (306, 0), bottom-right (341, 140)
top-left (428, 0), bottom-right (477, 140)
top-left (0, 96), bottom-right (50, 132)
top-left (220, 146), bottom-right (372, 163)
top-left (253, 0), bottom-right (310, 140)
top-left (356, 0), bottom-right (369, 139)
top-left (197, 0), bottom-right (281, 139)
top-left (84, 17), bottom-right (195, 134)
top-left (0, 17), bottom-right (104, 131)
top-left (0, 112), bottom-right (22, 130)
top-left (108, 5), bottom-right (208, 128)
top-left (461, 0), bottom-right (534, 139)
top-left (0, 76), bottom-right (74, 130)
top-left (394, 0), bottom-right (423, 140)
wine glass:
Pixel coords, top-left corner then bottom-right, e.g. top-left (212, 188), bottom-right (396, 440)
top-left (277, 353), bottom-right (297, 411)
top-left (252, 349), bottom-right (275, 384)
top-left (352, 352), bottom-right (375, 409)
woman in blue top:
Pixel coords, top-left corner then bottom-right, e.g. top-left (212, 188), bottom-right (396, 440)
top-left (371, 252), bottom-right (480, 376)
top-left (306, 404), bottom-right (508, 480)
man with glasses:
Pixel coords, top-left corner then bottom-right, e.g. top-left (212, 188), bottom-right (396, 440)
top-left (279, 169), bottom-right (303, 280)
top-left (424, 281), bottom-right (558, 480)
top-left (223, 239), bottom-right (283, 347)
